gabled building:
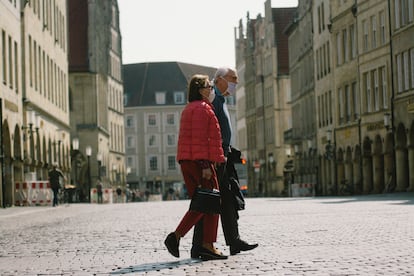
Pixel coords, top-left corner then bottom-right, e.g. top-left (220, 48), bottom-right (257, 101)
top-left (123, 62), bottom-right (236, 198)
top-left (69, 0), bottom-right (125, 201)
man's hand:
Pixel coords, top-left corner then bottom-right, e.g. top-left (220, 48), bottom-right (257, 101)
top-left (202, 167), bottom-right (212, 180)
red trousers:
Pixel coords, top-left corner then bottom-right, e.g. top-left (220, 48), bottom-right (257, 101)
top-left (175, 160), bottom-right (219, 243)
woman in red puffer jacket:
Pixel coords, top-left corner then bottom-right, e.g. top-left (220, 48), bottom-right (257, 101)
top-left (164, 74), bottom-right (227, 261)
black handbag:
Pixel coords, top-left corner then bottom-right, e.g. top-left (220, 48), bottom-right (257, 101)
top-left (189, 187), bottom-right (221, 214)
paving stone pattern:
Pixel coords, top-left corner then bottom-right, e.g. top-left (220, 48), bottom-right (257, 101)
top-left (0, 194), bottom-right (413, 275)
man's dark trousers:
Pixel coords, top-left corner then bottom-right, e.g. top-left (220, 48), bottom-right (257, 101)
top-left (192, 163), bottom-right (239, 246)
top-left (52, 189), bottom-right (59, 206)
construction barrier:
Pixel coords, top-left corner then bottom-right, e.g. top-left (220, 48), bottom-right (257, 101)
top-left (15, 181), bottom-right (52, 206)
top-left (291, 183), bottom-right (314, 197)
top-left (91, 188), bottom-right (113, 204)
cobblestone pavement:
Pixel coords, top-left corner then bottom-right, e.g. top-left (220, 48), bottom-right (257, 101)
top-left (0, 193), bottom-right (414, 276)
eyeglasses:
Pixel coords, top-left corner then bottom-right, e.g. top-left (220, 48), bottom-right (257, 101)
top-left (200, 85), bottom-right (213, 90)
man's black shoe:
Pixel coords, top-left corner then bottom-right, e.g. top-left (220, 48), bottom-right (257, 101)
top-left (190, 244), bottom-right (202, 259)
top-left (164, 232), bottom-right (179, 258)
top-left (230, 239), bottom-right (258, 255)
top-left (198, 246), bottom-right (228, 261)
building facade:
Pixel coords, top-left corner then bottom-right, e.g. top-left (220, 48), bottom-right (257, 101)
top-left (68, 0), bottom-right (125, 201)
top-left (235, 0), bottom-right (414, 197)
top-left (235, 1), bottom-right (296, 196)
top-left (285, 0), bottom-right (317, 195)
top-left (1, 0), bottom-right (70, 207)
top-left (390, 0), bottom-right (414, 192)
top-left (288, 0), bottom-right (414, 196)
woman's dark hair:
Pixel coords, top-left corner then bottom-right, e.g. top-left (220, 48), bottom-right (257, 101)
top-left (188, 74), bottom-right (209, 102)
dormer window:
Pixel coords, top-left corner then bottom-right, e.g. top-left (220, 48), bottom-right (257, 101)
top-left (155, 92), bottom-right (166, 104)
top-left (174, 91), bottom-right (185, 104)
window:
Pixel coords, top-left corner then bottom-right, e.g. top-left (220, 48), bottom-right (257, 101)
top-left (395, 0), bottom-right (401, 29)
top-left (336, 33), bottom-right (341, 66)
top-left (318, 6), bottom-right (321, 34)
top-left (29, 35), bottom-right (32, 87)
top-left (1, 30), bottom-right (5, 84)
top-left (411, 49), bottom-right (414, 88)
top-left (127, 157), bottom-right (134, 168)
top-left (350, 24), bottom-right (356, 59)
top-left (373, 70), bottom-right (379, 111)
top-left (321, 2), bottom-right (325, 31)
top-left (329, 91), bottom-right (332, 124)
top-left (380, 67), bottom-right (388, 108)
top-left (168, 156), bottom-right (176, 170)
top-left (402, 0), bottom-right (407, 25)
top-left (8, 35), bottom-right (12, 88)
top-left (345, 85), bottom-right (351, 121)
top-left (327, 41), bottom-right (331, 72)
top-left (404, 51), bottom-right (409, 90)
top-left (155, 92), bottom-right (166, 104)
top-left (126, 116), bottom-right (133, 128)
top-left (149, 156), bottom-right (158, 171)
top-left (123, 94), bottom-right (129, 106)
top-left (397, 53), bottom-right (403, 92)
top-left (352, 82), bottom-right (359, 119)
top-left (167, 134), bottom-right (176, 146)
top-left (338, 88), bottom-right (344, 123)
top-left (409, 0), bottom-right (414, 22)
top-left (166, 113), bottom-right (175, 125)
top-left (371, 15), bottom-right (377, 49)
top-left (365, 72), bottom-right (372, 112)
top-left (342, 29), bottom-right (348, 62)
top-left (14, 41), bottom-right (17, 92)
top-left (127, 136), bottom-right (134, 148)
top-left (316, 49), bottom-right (320, 80)
top-left (380, 11), bottom-right (386, 45)
top-left (363, 20), bottom-right (369, 52)
top-left (149, 135), bottom-right (157, 146)
top-left (148, 114), bottom-right (156, 126)
top-left (174, 91), bottom-right (185, 104)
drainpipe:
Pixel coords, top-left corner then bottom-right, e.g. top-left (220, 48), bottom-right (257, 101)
top-left (387, 0), bottom-right (396, 188)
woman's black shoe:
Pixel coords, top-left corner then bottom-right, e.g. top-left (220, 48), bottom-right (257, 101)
top-left (164, 232), bottom-right (179, 258)
top-left (198, 246), bottom-right (228, 261)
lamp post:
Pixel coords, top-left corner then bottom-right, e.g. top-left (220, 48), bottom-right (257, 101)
top-left (85, 145), bottom-right (92, 203)
top-left (97, 152), bottom-right (102, 181)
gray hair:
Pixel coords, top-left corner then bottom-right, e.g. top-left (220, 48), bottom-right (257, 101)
top-left (214, 67), bottom-right (232, 82)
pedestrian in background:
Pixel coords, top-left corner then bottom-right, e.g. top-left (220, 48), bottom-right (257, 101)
top-left (164, 74), bottom-right (227, 260)
top-left (96, 181), bottom-right (103, 204)
top-left (48, 163), bottom-right (65, 207)
top-left (116, 186), bottom-right (122, 203)
top-left (191, 67), bottom-right (258, 258)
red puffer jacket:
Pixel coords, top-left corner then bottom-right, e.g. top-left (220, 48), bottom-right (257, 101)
top-left (177, 100), bottom-right (225, 163)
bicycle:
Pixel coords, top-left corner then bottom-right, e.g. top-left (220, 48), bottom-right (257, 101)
top-left (339, 179), bottom-right (353, 196)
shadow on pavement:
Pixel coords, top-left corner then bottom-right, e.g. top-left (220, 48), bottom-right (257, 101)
top-left (109, 258), bottom-right (203, 274)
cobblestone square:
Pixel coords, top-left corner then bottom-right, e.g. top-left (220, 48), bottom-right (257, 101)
top-left (0, 194), bottom-right (413, 275)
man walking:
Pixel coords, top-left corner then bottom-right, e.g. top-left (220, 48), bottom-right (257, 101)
top-left (48, 163), bottom-right (65, 207)
top-left (191, 67), bottom-right (258, 257)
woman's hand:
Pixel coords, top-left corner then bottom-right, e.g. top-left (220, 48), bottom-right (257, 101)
top-left (201, 167), bottom-right (212, 180)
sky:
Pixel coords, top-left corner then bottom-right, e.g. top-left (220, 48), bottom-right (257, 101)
top-left (118, 0), bottom-right (298, 68)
